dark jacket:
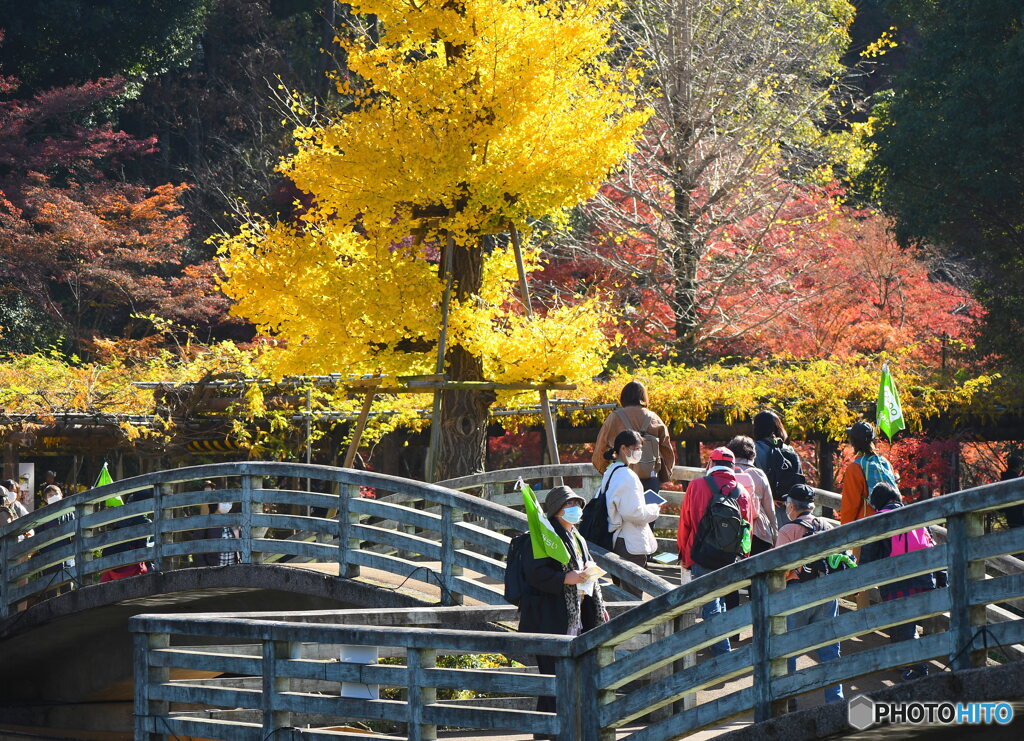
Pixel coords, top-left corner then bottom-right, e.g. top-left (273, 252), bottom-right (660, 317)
top-left (518, 518), bottom-right (602, 636)
top-left (859, 503), bottom-right (936, 596)
top-left (38, 510), bottom-right (74, 553)
top-left (103, 514), bottom-right (152, 557)
top-left (192, 524), bottom-right (240, 567)
top-left (1001, 471), bottom-right (1024, 529)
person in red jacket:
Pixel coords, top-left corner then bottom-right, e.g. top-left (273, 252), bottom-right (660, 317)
top-left (677, 447), bottom-right (758, 655)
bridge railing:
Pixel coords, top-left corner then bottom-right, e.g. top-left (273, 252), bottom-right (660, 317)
top-left (0, 463), bottom-right (672, 619)
top-left (131, 477), bottom-right (1024, 740)
top-left (441, 464), bottom-right (704, 550)
top-left (441, 463), bottom-right (842, 552)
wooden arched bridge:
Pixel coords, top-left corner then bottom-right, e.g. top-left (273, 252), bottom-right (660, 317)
top-left (1, 463), bottom-right (1023, 740)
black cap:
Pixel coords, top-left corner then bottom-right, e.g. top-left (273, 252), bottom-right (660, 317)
top-left (544, 485), bottom-right (585, 517)
top-left (847, 421), bottom-right (876, 444)
top-left (786, 484), bottom-right (816, 505)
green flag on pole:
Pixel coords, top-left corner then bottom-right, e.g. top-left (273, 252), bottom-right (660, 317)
top-left (876, 364), bottom-right (906, 441)
top-left (517, 479), bottom-right (570, 564)
top-left (95, 462), bottom-right (122, 507)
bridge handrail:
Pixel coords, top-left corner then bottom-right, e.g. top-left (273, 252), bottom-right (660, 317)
top-left (570, 476), bottom-right (1024, 737)
top-left (129, 477), bottom-right (1024, 740)
top-left (0, 462), bottom-right (671, 619)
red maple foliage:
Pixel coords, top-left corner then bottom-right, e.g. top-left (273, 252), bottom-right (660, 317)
top-left (0, 33), bottom-right (228, 354)
top-left (544, 171), bottom-right (981, 363)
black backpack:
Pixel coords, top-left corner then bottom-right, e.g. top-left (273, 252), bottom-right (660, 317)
top-left (579, 464), bottom-right (625, 550)
top-left (691, 475), bottom-right (749, 570)
top-left (764, 440), bottom-right (803, 505)
top-left (503, 532), bottom-right (532, 606)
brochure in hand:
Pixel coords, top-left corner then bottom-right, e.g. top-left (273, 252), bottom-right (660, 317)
top-left (644, 489), bottom-right (667, 506)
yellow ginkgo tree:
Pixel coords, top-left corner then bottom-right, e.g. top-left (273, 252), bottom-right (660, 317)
top-left (219, 0), bottom-right (649, 478)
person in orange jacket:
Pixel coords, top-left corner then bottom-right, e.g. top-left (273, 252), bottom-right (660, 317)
top-left (840, 420), bottom-right (898, 609)
top-left (839, 421), bottom-right (898, 525)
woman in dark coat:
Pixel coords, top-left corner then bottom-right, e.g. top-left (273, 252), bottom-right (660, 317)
top-left (518, 485), bottom-right (607, 735)
top-left (193, 482), bottom-right (241, 567)
top-left (860, 482), bottom-right (938, 681)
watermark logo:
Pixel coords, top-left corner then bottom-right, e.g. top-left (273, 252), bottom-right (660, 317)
top-left (848, 695), bottom-right (875, 731)
top-left (848, 694), bottom-right (1014, 730)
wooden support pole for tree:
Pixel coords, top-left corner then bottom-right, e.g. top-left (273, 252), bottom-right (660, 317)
top-left (305, 385), bottom-right (313, 492)
top-left (344, 379), bottom-right (381, 468)
top-left (510, 224), bottom-right (561, 470)
top-left (425, 235), bottom-right (455, 482)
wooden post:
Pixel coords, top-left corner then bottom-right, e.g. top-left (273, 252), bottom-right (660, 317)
top-left (510, 224), bottom-right (562, 471)
top-left (134, 631), bottom-right (169, 741)
top-left (241, 475), bottom-right (254, 564)
top-left (344, 381), bottom-right (380, 468)
top-left (337, 483), bottom-right (360, 578)
top-left (554, 655), bottom-right (581, 741)
top-left (262, 640), bottom-right (297, 734)
top-left (751, 570), bottom-right (788, 721)
top-left (674, 568), bottom-right (698, 712)
top-left (425, 235), bottom-right (455, 482)
top-left (407, 647), bottom-right (438, 741)
top-left (581, 645), bottom-right (616, 741)
top-left (152, 483), bottom-right (171, 573)
top-left (647, 620), bottom-right (676, 723)
top-left (0, 534), bottom-right (9, 620)
top-left (947, 512), bottom-right (987, 669)
top-left (685, 439), bottom-right (702, 467)
top-left (2, 434), bottom-right (18, 481)
top-left (72, 500), bottom-right (97, 587)
top-left (818, 438), bottom-right (836, 494)
top-left (440, 506), bottom-right (464, 605)
top-left (305, 385), bottom-right (313, 493)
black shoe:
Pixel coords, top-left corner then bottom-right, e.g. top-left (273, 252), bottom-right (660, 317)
top-left (901, 666), bottom-right (928, 682)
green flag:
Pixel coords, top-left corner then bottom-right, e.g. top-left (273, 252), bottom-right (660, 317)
top-left (518, 479), bottom-right (570, 564)
top-left (876, 364), bottom-right (906, 441)
top-left (95, 463), bottom-right (122, 507)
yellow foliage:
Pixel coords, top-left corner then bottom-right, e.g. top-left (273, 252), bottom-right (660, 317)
top-left (219, 0), bottom-right (649, 387)
top-left (557, 357), bottom-right (1011, 442)
top-left (1, 345), bottom-right (1022, 450)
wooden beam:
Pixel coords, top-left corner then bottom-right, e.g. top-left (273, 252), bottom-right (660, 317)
top-left (510, 223), bottom-right (560, 468)
top-left (425, 235), bottom-right (455, 482)
top-left (344, 380), bottom-right (381, 468)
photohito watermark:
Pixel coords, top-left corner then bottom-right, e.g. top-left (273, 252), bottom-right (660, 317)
top-left (848, 694), bottom-right (1014, 731)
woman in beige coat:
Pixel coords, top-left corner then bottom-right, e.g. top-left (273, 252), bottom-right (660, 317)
top-left (592, 381), bottom-right (676, 492)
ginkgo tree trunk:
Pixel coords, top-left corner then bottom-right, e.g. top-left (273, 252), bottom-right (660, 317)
top-left (218, 0), bottom-right (648, 479)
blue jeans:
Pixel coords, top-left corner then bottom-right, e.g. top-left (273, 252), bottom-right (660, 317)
top-left (786, 598), bottom-right (844, 703)
top-left (690, 563), bottom-right (731, 655)
top-left (883, 590), bottom-right (929, 676)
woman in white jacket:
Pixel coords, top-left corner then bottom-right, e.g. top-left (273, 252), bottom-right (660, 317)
top-left (601, 430), bottom-right (662, 598)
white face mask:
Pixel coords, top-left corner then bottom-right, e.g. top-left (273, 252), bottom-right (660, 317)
top-left (216, 502), bottom-right (232, 514)
top-left (626, 449), bottom-right (642, 465)
top-left (3, 490), bottom-right (15, 504)
top-left (46, 495), bottom-right (61, 505)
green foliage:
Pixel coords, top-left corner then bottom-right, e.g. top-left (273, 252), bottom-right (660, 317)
top-left (0, 0), bottom-right (212, 89)
top-left (859, 0), bottom-right (1024, 358)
